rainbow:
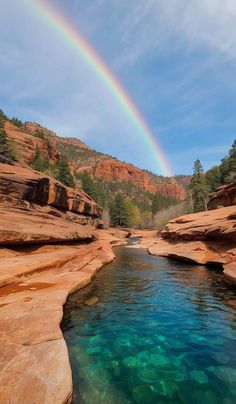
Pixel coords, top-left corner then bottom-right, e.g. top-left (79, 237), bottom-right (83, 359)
top-left (26, 0), bottom-right (172, 176)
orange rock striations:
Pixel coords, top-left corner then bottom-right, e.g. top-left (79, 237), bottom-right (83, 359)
top-left (3, 119), bottom-right (186, 201)
top-left (0, 164), bottom-right (102, 245)
top-left (138, 206), bottom-right (236, 285)
top-left (208, 180), bottom-right (236, 209)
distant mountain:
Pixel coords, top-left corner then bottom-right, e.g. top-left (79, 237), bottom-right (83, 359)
top-left (1, 112), bottom-right (189, 223)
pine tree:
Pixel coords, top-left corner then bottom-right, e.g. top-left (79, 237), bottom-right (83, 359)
top-left (110, 193), bottom-right (130, 227)
top-left (152, 192), bottom-right (178, 216)
top-left (80, 171), bottom-right (98, 201)
top-left (56, 155), bottom-right (75, 188)
top-left (0, 121), bottom-right (15, 164)
top-left (190, 159), bottom-right (209, 212)
top-left (220, 157), bottom-right (230, 184)
top-left (218, 140), bottom-right (236, 184)
top-left (0, 109), bottom-right (8, 121)
top-left (205, 166), bottom-right (221, 191)
top-left (227, 140), bottom-right (236, 181)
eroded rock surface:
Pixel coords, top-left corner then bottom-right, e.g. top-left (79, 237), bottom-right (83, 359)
top-left (3, 120), bottom-right (186, 201)
top-left (139, 207), bottom-right (236, 285)
top-left (208, 180), bottom-right (236, 210)
top-left (0, 164), bottom-right (102, 245)
top-left (0, 227), bottom-right (128, 403)
top-left (0, 163), bottom-right (130, 403)
top-left (93, 159), bottom-right (186, 199)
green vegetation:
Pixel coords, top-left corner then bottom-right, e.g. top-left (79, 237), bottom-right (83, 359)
top-left (56, 155), bottom-right (75, 188)
top-left (80, 171), bottom-right (98, 201)
top-left (0, 120), bottom-right (16, 164)
top-left (189, 140), bottom-right (236, 212)
top-left (77, 171), bottom-right (181, 229)
top-left (0, 108), bottom-right (188, 228)
top-left (110, 193), bottom-right (130, 227)
top-left (0, 109), bottom-right (8, 121)
top-left (224, 140), bottom-right (236, 182)
top-left (33, 129), bottom-right (46, 140)
top-left (152, 192), bottom-right (178, 216)
top-left (32, 146), bottom-right (50, 172)
top-left (205, 166), bottom-right (221, 192)
top-left (204, 140), bottom-right (236, 190)
top-left (11, 117), bottom-right (24, 128)
top-left (190, 159), bottom-right (209, 212)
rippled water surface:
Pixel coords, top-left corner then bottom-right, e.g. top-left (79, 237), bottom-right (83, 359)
top-left (62, 241), bottom-right (236, 403)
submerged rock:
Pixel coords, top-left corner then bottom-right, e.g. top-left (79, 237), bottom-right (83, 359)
top-left (84, 295), bottom-right (99, 306)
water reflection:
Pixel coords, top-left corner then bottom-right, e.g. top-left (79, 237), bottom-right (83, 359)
top-left (62, 244), bottom-right (236, 404)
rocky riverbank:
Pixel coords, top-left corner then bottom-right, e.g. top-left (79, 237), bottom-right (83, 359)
top-left (0, 163), bottom-right (128, 403)
top-left (137, 206), bottom-right (236, 285)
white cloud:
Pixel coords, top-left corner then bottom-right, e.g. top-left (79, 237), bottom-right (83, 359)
top-left (1, 0), bottom-right (236, 174)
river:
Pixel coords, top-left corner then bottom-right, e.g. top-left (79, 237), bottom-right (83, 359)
top-left (62, 240), bottom-right (236, 403)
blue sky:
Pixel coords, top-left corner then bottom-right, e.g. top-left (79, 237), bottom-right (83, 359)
top-left (1, 0), bottom-right (236, 175)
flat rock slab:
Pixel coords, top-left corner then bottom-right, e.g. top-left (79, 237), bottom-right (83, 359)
top-left (162, 206), bottom-right (236, 242)
top-left (136, 206), bottom-right (236, 285)
top-left (0, 238), bottom-right (119, 404)
top-left (0, 206), bottom-right (96, 245)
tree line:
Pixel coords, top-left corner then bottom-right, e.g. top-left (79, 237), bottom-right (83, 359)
top-left (0, 107), bottom-right (183, 229)
top-left (190, 140), bottom-right (236, 212)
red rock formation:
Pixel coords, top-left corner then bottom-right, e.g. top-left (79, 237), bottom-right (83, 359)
top-left (0, 163), bottom-right (129, 403)
top-left (162, 206), bottom-right (236, 242)
top-left (93, 159), bottom-right (186, 200)
top-left (208, 180), bottom-right (236, 209)
top-left (0, 237), bottom-right (123, 403)
top-left (0, 164), bottom-right (102, 244)
top-left (140, 207), bottom-right (236, 285)
top-left (4, 121), bottom-right (60, 166)
top-left (3, 119), bottom-right (186, 201)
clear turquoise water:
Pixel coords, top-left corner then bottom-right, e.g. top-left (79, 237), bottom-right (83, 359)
top-left (62, 241), bottom-right (236, 403)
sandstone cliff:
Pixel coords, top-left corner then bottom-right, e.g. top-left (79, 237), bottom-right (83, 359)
top-left (92, 159), bottom-right (186, 199)
top-left (3, 119), bottom-right (186, 201)
top-left (0, 163), bottom-right (102, 245)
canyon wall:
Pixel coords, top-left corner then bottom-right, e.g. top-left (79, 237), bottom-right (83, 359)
top-left (4, 120), bottom-right (186, 201)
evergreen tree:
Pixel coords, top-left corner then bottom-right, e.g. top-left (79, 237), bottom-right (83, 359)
top-left (227, 140), bottom-right (236, 181)
top-left (0, 109), bottom-right (8, 121)
top-left (205, 166), bottom-right (221, 191)
top-left (218, 140), bottom-right (236, 184)
top-left (0, 121), bottom-right (15, 164)
top-left (219, 157), bottom-right (230, 184)
top-left (56, 156), bottom-right (75, 188)
top-left (11, 117), bottom-right (23, 128)
top-left (190, 159), bottom-right (209, 212)
top-left (110, 193), bottom-right (130, 227)
top-left (152, 192), bottom-right (178, 216)
top-left (32, 146), bottom-right (50, 172)
top-left (80, 171), bottom-right (98, 201)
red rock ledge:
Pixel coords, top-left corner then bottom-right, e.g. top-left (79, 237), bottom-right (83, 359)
top-left (0, 164), bottom-right (128, 403)
top-left (138, 207), bottom-right (236, 285)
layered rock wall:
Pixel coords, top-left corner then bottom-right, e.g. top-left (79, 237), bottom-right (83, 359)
top-left (208, 181), bottom-right (236, 210)
top-left (140, 206), bottom-right (236, 285)
top-left (0, 164), bottom-right (102, 244)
